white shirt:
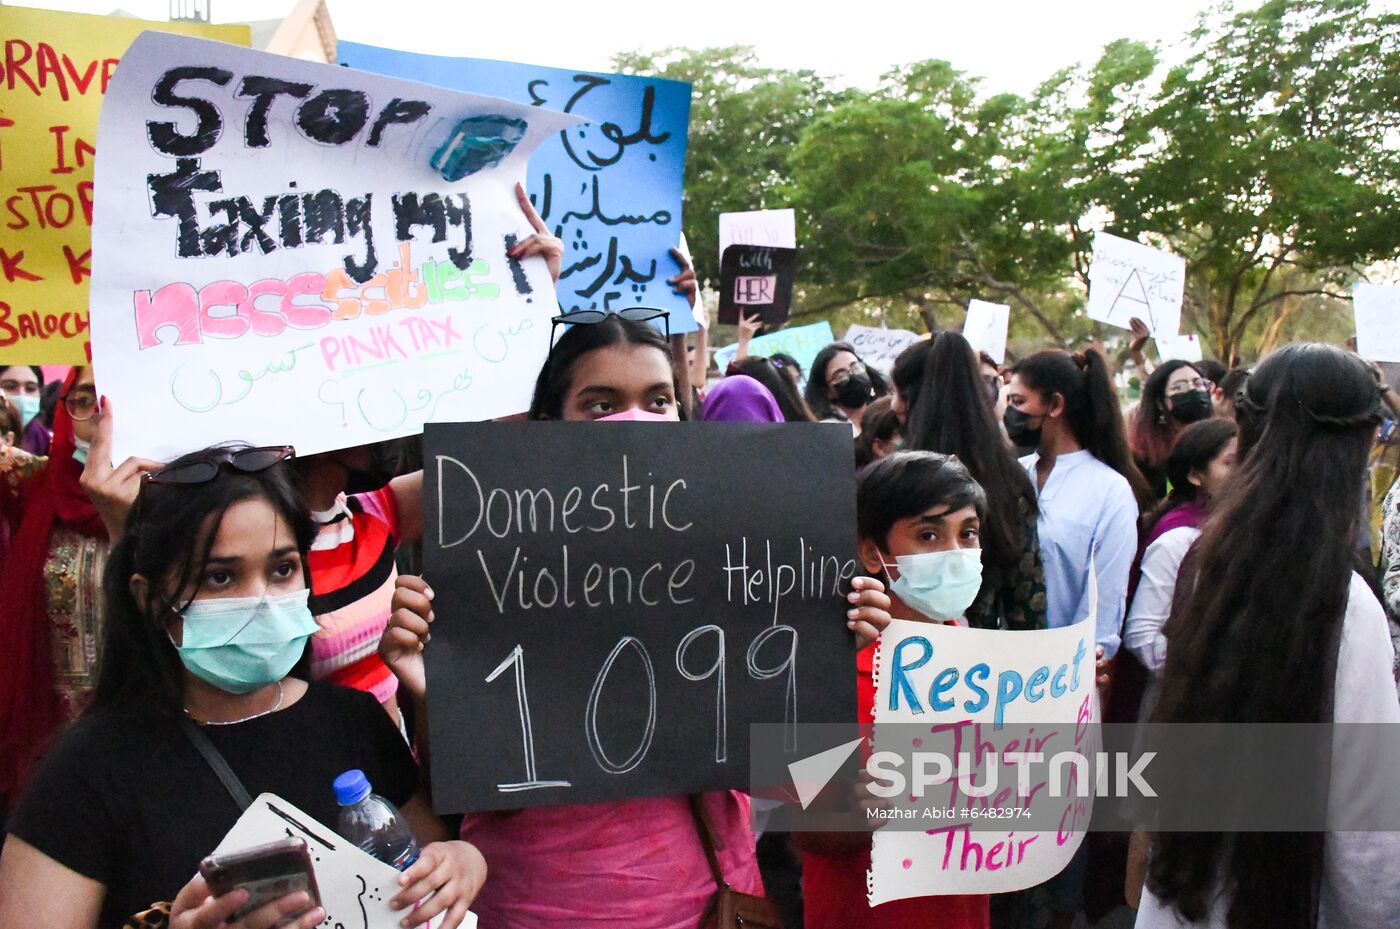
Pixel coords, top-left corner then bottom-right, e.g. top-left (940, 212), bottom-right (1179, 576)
top-left (1136, 573), bottom-right (1400, 929)
top-left (1021, 449), bottom-right (1139, 657)
top-left (1124, 527), bottom-right (1200, 675)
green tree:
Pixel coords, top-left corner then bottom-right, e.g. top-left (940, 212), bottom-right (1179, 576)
top-left (1121, 0), bottom-right (1400, 363)
top-left (614, 47), bottom-right (848, 286)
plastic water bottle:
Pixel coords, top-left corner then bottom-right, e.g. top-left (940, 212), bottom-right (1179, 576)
top-left (333, 769), bottom-right (420, 870)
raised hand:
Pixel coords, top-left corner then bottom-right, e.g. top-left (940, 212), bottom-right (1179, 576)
top-left (508, 182), bottom-right (564, 284)
top-left (79, 397), bottom-right (164, 540)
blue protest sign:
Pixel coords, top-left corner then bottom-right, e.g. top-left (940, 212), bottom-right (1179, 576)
top-left (711, 321), bottom-right (836, 379)
top-left (339, 43), bottom-right (697, 332)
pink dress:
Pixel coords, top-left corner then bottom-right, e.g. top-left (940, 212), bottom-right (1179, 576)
top-left (460, 791), bottom-right (763, 928)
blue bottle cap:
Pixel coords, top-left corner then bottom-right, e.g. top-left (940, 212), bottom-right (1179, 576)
top-left (333, 768), bottom-right (372, 806)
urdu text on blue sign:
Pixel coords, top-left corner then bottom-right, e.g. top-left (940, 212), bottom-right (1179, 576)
top-left (339, 43), bottom-right (696, 332)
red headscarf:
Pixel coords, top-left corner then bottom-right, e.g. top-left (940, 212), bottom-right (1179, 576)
top-left (0, 368), bottom-right (106, 799)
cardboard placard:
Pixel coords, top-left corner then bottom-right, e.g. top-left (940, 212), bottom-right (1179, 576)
top-left (868, 572), bottom-right (1099, 901)
top-left (718, 244), bottom-right (797, 326)
top-left (422, 421), bottom-right (858, 812)
top-left (215, 793), bottom-right (467, 929)
top-left (88, 33), bottom-right (581, 461)
top-left (719, 209), bottom-right (796, 262)
top-left (962, 300), bottom-right (1010, 365)
top-left (842, 324), bottom-right (919, 374)
top-left (338, 43), bottom-right (696, 332)
top-left (1354, 283), bottom-right (1400, 363)
top-left (1086, 232), bottom-right (1185, 340)
top-left (711, 320), bottom-right (834, 379)
top-left (0, 7), bottom-right (248, 364)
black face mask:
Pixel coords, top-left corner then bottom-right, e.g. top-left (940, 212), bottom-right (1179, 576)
top-left (1168, 389), bottom-right (1213, 424)
top-left (834, 372), bottom-right (873, 409)
top-left (1003, 406), bottom-right (1043, 447)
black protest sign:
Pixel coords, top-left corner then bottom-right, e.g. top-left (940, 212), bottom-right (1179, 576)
top-left (718, 245), bottom-right (797, 327)
top-left (423, 421), bottom-right (858, 813)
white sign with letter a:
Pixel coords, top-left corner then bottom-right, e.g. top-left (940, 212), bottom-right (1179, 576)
top-left (1086, 232), bottom-right (1185, 340)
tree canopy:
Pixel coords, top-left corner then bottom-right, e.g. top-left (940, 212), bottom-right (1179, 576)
top-left (618, 0), bottom-right (1400, 364)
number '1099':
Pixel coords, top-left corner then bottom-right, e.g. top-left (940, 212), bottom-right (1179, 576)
top-left (484, 624), bottom-right (799, 793)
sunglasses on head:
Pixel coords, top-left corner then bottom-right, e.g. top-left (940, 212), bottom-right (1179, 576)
top-left (549, 307), bottom-right (671, 350)
top-left (145, 446), bottom-right (295, 487)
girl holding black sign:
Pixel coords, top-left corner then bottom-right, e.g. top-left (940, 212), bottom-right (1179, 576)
top-left (380, 311), bottom-right (766, 929)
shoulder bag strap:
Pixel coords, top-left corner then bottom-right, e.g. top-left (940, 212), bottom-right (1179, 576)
top-left (687, 793), bottom-right (730, 892)
top-left (181, 718), bottom-right (252, 812)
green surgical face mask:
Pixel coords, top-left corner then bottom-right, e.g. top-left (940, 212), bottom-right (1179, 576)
top-left (12, 394), bottom-right (40, 429)
top-left (168, 589), bottom-right (319, 695)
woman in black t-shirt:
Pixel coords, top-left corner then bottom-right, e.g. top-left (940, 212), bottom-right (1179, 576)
top-left (0, 442), bottom-right (485, 929)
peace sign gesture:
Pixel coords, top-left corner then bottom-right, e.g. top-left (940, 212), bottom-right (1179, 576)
top-left (507, 182), bottom-right (564, 285)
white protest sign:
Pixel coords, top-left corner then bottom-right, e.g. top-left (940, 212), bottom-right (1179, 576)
top-left (90, 33), bottom-right (582, 461)
top-left (719, 209), bottom-right (796, 263)
top-left (1155, 333), bottom-right (1203, 363)
top-left (215, 793), bottom-right (473, 929)
top-left (962, 300), bottom-right (1010, 365)
top-left (1354, 283), bottom-right (1400, 363)
top-left (868, 573), bottom-right (1099, 901)
top-left (842, 324), bottom-right (919, 374)
top-left (1086, 232), bottom-right (1185, 340)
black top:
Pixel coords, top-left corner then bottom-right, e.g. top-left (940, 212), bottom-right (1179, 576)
top-left (7, 682), bottom-right (417, 929)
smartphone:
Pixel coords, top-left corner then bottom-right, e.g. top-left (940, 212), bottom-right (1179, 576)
top-left (199, 837), bottom-right (321, 925)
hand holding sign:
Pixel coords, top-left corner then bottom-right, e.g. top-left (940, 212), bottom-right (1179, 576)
top-left (78, 397), bottom-right (164, 540)
top-left (507, 183), bottom-right (563, 285)
top-left (379, 575), bottom-right (436, 700)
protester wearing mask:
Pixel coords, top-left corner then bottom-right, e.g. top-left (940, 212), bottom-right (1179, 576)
top-left (381, 311), bottom-right (766, 929)
top-left (1129, 361), bottom-right (1215, 500)
top-left (892, 334), bottom-right (1047, 632)
top-left (798, 451), bottom-right (990, 929)
top-left (1135, 344), bottom-right (1400, 929)
top-left (0, 444), bottom-right (485, 929)
top-left (0, 367), bottom-right (113, 806)
top-left (805, 341), bottom-right (890, 433)
top-left (1, 365), bottom-right (50, 456)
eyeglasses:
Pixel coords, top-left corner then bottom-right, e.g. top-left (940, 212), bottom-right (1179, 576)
top-left (145, 446), bottom-right (295, 486)
top-left (549, 307), bottom-right (671, 349)
top-left (828, 361), bottom-right (867, 387)
top-left (0, 378), bottom-right (40, 396)
top-left (1166, 377), bottom-right (1213, 396)
top-left (61, 386), bottom-right (98, 421)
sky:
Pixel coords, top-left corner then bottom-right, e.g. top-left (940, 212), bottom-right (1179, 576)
top-left (15, 0), bottom-right (1279, 95)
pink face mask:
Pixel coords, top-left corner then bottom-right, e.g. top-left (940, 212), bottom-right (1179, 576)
top-left (597, 408), bottom-right (673, 422)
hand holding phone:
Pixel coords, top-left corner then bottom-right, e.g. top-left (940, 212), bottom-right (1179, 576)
top-left (197, 838), bottom-right (321, 928)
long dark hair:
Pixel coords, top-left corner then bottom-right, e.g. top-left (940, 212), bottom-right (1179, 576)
top-left (528, 315), bottom-right (682, 421)
top-left (1013, 348), bottom-right (1153, 508)
top-left (88, 446), bottom-right (316, 719)
top-left (1146, 344), bottom-right (1384, 929)
top-left (1130, 359), bottom-right (1201, 471)
top-left (732, 356), bottom-right (815, 422)
top-left (853, 396), bottom-right (900, 469)
top-left (1140, 418), bottom-right (1237, 537)
top-left (857, 451), bottom-right (986, 547)
top-left (896, 333), bottom-right (1037, 576)
top-left (804, 341), bottom-right (891, 422)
